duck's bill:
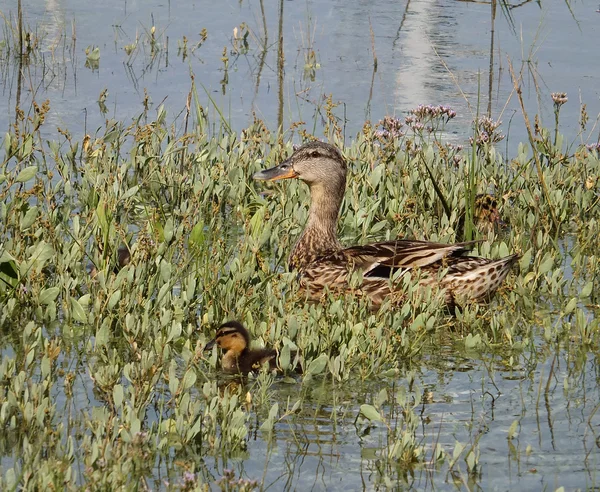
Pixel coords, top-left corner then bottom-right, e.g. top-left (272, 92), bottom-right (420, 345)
top-left (204, 338), bottom-right (216, 351)
top-left (253, 162), bottom-right (298, 181)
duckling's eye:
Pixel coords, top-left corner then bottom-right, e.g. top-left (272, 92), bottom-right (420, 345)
top-left (309, 151), bottom-right (320, 158)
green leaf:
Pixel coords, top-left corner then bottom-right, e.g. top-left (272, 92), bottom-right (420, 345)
top-left (113, 384), bottom-right (124, 409)
top-left (15, 165), bottom-right (37, 183)
top-left (107, 290), bottom-right (121, 310)
top-left (360, 404), bottom-right (382, 422)
top-left (580, 282), bottom-right (593, 298)
top-left (20, 206), bottom-right (38, 231)
top-left (39, 287), bottom-right (60, 305)
top-left (70, 297), bottom-right (87, 323)
top-left (189, 221), bottom-right (205, 249)
top-left (538, 255), bottom-right (554, 276)
top-left (507, 419), bottom-right (519, 439)
top-left (182, 369), bottom-right (196, 390)
top-left (564, 297), bottom-right (577, 314)
top-left (307, 354), bottom-right (328, 375)
top-left (164, 218), bottom-right (174, 243)
top-left (95, 200), bottom-right (109, 232)
top-left (120, 185), bottom-right (139, 201)
top-left (0, 253), bottom-right (19, 289)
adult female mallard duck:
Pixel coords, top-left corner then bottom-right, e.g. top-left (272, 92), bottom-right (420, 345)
top-left (253, 141), bottom-right (519, 308)
top-left (205, 321), bottom-right (279, 374)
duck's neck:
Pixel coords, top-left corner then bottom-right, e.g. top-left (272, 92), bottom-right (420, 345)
top-left (290, 180), bottom-right (344, 270)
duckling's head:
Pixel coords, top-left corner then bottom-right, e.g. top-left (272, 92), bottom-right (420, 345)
top-left (253, 141), bottom-right (346, 189)
top-left (205, 321), bottom-right (250, 355)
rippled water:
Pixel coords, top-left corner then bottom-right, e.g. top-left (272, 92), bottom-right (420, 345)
top-left (2, 0), bottom-right (599, 149)
top-left (191, 340), bottom-right (600, 490)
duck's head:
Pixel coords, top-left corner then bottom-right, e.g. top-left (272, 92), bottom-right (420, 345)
top-left (205, 321), bottom-right (250, 355)
top-left (253, 141), bottom-right (346, 189)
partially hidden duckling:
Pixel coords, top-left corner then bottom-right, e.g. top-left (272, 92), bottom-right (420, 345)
top-left (205, 321), bottom-right (279, 375)
top-left (456, 193), bottom-right (506, 240)
top-left (89, 246), bottom-right (131, 278)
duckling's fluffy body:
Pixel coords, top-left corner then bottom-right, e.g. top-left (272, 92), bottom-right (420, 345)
top-left (206, 321), bottom-right (278, 374)
top-left (254, 141), bottom-right (519, 307)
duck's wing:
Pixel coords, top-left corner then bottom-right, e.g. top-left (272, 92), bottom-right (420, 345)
top-left (340, 239), bottom-right (480, 278)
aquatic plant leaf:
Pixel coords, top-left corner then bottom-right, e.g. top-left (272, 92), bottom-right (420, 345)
top-left (307, 354), bottom-right (328, 375)
top-left (453, 441), bottom-right (464, 460)
top-left (15, 165), bottom-right (37, 183)
top-left (279, 344), bottom-right (290, 370)
top-left (466, 451), bottom-right (476, 471)
top-left (70, 298), bottom-right (87, 323)
top-left (107, 290), bottom-right (121, 310)
top-left (39, 287), bottom-right (60, 305)
top-left (0, 255), bottom-right (19, 289)
top-left (95, 200), bottom-right (109, 232)
top-left (120, 185), bottom-right (139, 201)
top-left (164, 218), bottom-right (174, 243)
top-left (507, 419), bottom-right (519, 439)
top-left (20, 206), bottom-right (38, 231)
top-left (360, 404), bottom-right (382, 422)
top-left (538, 255), bottom-right (554, 276)
top-left (580, 282), bottom-right (593, 298)
top-left (564, 297), bottom-right (577, 314)
top-left (189, 221), bottom-right (205, 249)
top-left (27, 241), bottom-right (55, 273)
top-left (113, 384), bottom-right (124, 409)
top-left (519, 248), bottom-right (532, 271)
top-left (182, 369), bottom-right (196, 390)
top-left (465, 333), bottom-right (482, 349)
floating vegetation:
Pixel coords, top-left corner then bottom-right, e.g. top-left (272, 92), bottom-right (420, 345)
top-left (0, 1), bottom-right (599, 490)
top-left (0, 82), bottom-right (598, 487)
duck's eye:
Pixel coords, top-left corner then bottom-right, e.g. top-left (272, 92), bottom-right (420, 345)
top-left (309, 151), bottom-right (320, 158)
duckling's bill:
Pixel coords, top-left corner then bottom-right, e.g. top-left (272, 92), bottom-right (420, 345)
top-left (253, 160), bottom-right (298, 181)
top-left (204, 338), bottom-right (216, 351)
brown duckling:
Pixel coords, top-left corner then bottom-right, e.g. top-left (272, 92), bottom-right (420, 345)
top-left (89, 246), bottom-right (131, 278)
top-left (205, 321), bottom-right (279, 375)
top-left (456, 193), bottom-right (506, 240)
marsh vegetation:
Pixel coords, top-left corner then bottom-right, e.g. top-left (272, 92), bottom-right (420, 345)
top-left (0, 0), bottom-right (599, 490)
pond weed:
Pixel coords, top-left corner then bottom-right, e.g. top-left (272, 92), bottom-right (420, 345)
top-left (0, 49), bottom-right (599, 489)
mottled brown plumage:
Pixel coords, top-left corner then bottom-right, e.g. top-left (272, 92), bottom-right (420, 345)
top-left (205, 321), bottom-right (278, 374)
top-left (253, 141), bottom-right (519, 308)
top-left (456, 193), bottom-right (506, 239)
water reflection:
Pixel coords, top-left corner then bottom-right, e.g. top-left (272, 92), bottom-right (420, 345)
top-left (207, 341), bottom-right (600, 489)
top-left (1, 0), bottom-right (597, 149)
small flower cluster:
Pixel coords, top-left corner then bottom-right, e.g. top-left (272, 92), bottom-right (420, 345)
top-left (471, 116), bottom-right (505, 146)
top-left (374, 116), bottom-right (405, 140)
top-left (217, 469), bottom-right (260, 491)
top-left (586, 142), bottom-right (600, 152)
top-left (403, 105), bottom-right (457, 134)
top-left (409, 104), bottom-right (457, 121)
top-left (551, 92), bottom-right (568, 107)
top-left (404, 116), bottom-right (426, 132)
